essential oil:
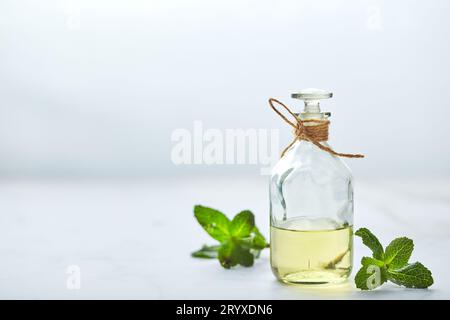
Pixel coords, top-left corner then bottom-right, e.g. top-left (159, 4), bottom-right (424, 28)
top-left (270, 217), bottom-right (352, 284)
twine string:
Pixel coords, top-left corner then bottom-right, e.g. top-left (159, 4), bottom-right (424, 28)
top-left (268, 98), bottom-right (364, 158)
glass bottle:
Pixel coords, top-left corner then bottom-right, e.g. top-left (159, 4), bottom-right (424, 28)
top-left (270, 89), bottom-right (354, 284)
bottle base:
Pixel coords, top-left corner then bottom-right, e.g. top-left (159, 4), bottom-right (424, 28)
top-left (272, 268), bottom-right (350, 285)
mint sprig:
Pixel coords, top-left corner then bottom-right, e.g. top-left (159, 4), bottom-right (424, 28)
top-left (192, 205), bottom-right (269, 268)
top-left (355, 227), bottom-right (433, 290)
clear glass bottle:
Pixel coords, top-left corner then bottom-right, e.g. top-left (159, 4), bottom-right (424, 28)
top-left (270, 89), bottom-right (354, 284)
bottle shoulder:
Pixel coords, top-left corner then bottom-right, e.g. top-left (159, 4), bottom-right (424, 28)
top-left (271, 140), bottom-right (353, 180)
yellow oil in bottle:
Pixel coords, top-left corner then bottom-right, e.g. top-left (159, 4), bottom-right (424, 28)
top-left (270, 217), bottom-right (353, 284)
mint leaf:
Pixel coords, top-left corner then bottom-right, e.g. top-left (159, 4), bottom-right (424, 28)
top-left (361, 256), bottom-right (385, 268)
top-left (355, 227), bottom-right (433, 291)
top-left (387, 262), bottom-right (434, 288)
top-left (218, 241), bottom-right (239, 269)
top-left (194, 205), bottom-right (230, 242)
top-left (218, 240), bottom-right (255, 268)
top-left (238, 226), bottom-right (268, 250)
top-left (192, 205), bottom-right (268, 269)
top-left (355, 228), bottom-right (384, 260)
top-left (250, 226), bottom-right (269, 250)
top-left (384, 237), bottom-right (414, 269)
top-left (235, 245), bottom-right (254, 267)
top-left (191, 245), bottom-right (220, 259)
top-left (355, 258), bottom-right (387, 290)
top-left (230, 210), bottom-right (255, 238)
top-left (234, 226), bottom-right (268, 260)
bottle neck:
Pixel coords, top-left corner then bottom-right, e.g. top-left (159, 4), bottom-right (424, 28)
top-left (298, 112), bottom-right (328, 121)
top-left (304, 100), bottom-right (321, 113)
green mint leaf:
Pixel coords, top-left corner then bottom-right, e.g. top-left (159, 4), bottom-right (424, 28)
top-left (194, 205), bottom-right (230, 242)
top-left (234, 226), bottom-right (268, 258)
top-left (384, 237), bottom-right (414, 269)
top-left (387, 262), bottom-right (434, 288)
top-left (361, 256), bottom-right (385, 268)
top-left (230, 210), bottom-right (255, 238)
top-left (234, 237), bottom-right (264, 261)
top-left (355, 227), bottom-right (434, 290)
top-left (235, 245), bottom-right (254, 267)
top-left (250, 226), bottom-right (269, 250)
top-left (218, 239), bottom-right (255, 268)
top-left (218, 241), bottom-right (238, 269)
top-left (191, 245), bottom-right (220, 259)
top-left (192, 205), bottom-right (269, 269)
top-left (355, 227), bottom-right (384, 260)
top-left (236, 227), bottom-right (268, 250)
top-left (355, 256), bottom-right (387, 290)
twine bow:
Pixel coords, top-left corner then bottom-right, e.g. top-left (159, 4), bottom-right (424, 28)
top-left (268, 98), bottom-right (364, 158)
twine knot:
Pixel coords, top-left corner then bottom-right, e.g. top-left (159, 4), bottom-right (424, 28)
top-left (268, 98), bottom-right (364, 158)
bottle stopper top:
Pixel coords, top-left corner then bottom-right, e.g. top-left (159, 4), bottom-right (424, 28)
top-left (291, 88), bottom-right (333, 116)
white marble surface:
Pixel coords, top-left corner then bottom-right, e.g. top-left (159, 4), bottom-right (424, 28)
top-left (0, 176), bottom-right (449, 299)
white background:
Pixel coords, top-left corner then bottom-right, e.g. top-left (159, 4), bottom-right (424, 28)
top-left (1, 0), bottom-right (450, 299)
top-left (1, 0), bottom-right (450, 179)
